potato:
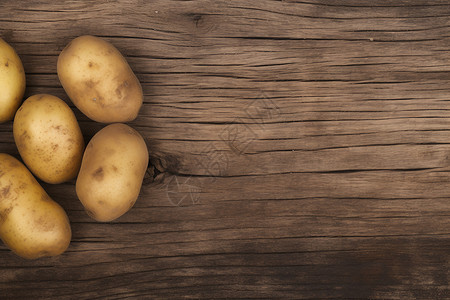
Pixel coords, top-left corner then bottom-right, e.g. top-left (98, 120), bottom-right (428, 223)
top-left (76, 123), bottom-right (148, 222)
top-left (13, 94), bottom-right (85, 184)
top-left (0, 38), bottom-right (25, 123)
top-left (0, 154), bottom-right (71, 259)
top-left (57, 35), bottom-right (143, 123)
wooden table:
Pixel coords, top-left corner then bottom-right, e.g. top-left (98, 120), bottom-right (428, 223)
top-left (1, 1), bottom-right (449, 299)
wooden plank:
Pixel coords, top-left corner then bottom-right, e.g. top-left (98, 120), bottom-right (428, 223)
top-left (0, 0), bottom-right (449, 299)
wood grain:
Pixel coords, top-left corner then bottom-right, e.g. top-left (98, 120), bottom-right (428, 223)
top-left (0, 0), bottom-right (449, 299)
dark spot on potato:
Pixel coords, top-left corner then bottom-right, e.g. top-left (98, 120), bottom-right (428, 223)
top-left (114, 80), bottom-right (129, 99)
top-left (84, 80), bottom-right (96, 89)
top-left (8, 160), bottom-right (19, 168)
top-left (37, 95), bottom-right (45, 101)
top-left (4, 61), bottom-right (8, 67)
top-left (0, 206), bottom-right (13, 224)
top-left (115, 88), bottom-right (122, 98)
top-left (98, 200), bottom-right (105, 205)
top-left (51, 125), bottom-right (61, 131)
top-left (112, 165), bottom-right (118, 172)
top-left (2, 185), bottom-right (11, 198)
top-left (35, 216), bottom-right (54, 232)
top-left (88, 61), bottom-right (93, 67)
top-left (21, 130), bottom-right (30, 140)
top-left (92, 167), bottom-right (104, 181)
top-left (51, 144), bottom-right (59, 151)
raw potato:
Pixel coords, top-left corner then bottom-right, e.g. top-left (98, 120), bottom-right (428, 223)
top-left (0, 38), bottom-right (25, 123)
top-left (13, 94), bottom-right (85, 184)
top-left (76, 123), bottom-right (148, 222)
top-left (0, 154), bottom-right (71, 259)
top-left (57, 35), bottom-right (143, 123)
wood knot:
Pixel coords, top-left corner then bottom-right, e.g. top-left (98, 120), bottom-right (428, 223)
top-left (192, 14), bottom-right (203, 27)
top-left (186, 13), bottom-right (216, 34)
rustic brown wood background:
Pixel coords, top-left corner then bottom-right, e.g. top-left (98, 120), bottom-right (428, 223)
top-left (0, 0), bottom-right (449, 299)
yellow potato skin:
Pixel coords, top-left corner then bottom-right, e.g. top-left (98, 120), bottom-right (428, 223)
top-left (76, 123), bottom-right (148, 222)
top-left (57, 35), bottom-right (143, 123)
top-left (13, 94), bottom-right (85, 184)
top-left (0, 154), bottom-right (71, 259)
top-left (0, 38), bottom-right (25, 123)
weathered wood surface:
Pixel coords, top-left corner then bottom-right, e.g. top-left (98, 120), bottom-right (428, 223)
top-left (0, 0), bottom-right (449, 299)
